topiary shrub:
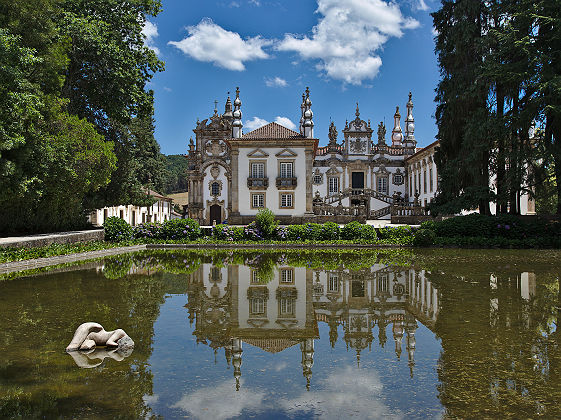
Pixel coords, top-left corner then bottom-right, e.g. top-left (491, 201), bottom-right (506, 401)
top-left (319, 222), bottom-right (340, 240)
top-left (340, 221), bottom-right (364, 240)
top-left (413, 228), bottom-right (436, 247)
top-left (103, 216), bottom-right (133, 242)
top-left (255, 208), bottom-right (278, 239)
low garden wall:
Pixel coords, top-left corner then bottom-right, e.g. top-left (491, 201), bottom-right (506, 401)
top-left (0, 229), bottom-right (104, 249)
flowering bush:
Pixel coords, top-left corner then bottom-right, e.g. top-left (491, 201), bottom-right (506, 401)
top-left (275, 226), bottom-right (289, 240)
top-left (159, 218), bottom-right (201, 240)
top-left (213, 224), bottom-right (244, 241)
top-left (244, 221), bottom-right (264, 241)
top-left (133, 222), bottom-right (161, 239)
top-left (103, 216), bottom-right (133, 242)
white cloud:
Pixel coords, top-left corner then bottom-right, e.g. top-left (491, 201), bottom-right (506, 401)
top-left (277, 0), bottom-right (419, 84)
top-left (265, 76), bottom-right (288, 88)
top-left (415, 0), bottom-right (429, 11)
top-left (274, 116), bottom-right (296, 130)
top-left (280, 365), bottom-right (401, 419)
top-left (142, 21), bottom-right (160, 55)
top-left (169, 19), bottom-right (271, 71)
top-left (244, 116), bottom-right (296, 131)
top-left (163, 86), bottom-right (172, 92)
top-left (172, 380), bottom-right (266, 420)
top-left (249, 0), bottom-right (261, 5)
top-left (431, 27), bottom-right (439, 36)
top-left (244, 116), bottom-right (269, 131)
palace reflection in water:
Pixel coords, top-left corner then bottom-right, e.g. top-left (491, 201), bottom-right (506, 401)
top-left (184, 263), bottom-right (440, 390)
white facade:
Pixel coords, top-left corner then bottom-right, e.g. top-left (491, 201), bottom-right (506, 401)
top-left (88, 191), bottom-right (173, 226)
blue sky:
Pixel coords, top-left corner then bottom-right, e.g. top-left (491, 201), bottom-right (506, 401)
top-left (144, 0), bottom-right (440, 155)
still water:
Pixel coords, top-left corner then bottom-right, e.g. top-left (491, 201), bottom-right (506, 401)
top-left (1, 249), bottom-right (560, 419)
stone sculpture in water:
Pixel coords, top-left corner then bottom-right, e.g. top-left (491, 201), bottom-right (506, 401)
top-left (66, 322), bottom-right (134, 357)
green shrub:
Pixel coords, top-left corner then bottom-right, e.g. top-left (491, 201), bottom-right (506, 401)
top-left (420, 220), bottom-right (437, 231)
top-left (378, 225), bottom-right (413, 243)
top-left (340, 221), bottom-right (363, 240)
top-left (302, 223), bottom-right (322, 240)
top-left (413, 228), bottom-right (436, 247)
top-left (255, 208), bottom-right (278, 239)
top-left (159, 218), bottom-right (201, 240)
top-left (103, 216), bottom-right (133, 242)
top-left (359, 224), bottom-right (377, 241)
top-left (319, 222), bottom-right (340, 240)
top-left (287, 224), bottom-right (306, 241)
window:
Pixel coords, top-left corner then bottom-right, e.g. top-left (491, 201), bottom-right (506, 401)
top-left (409, 174), bottom-right (412, 196)
top-left (251, 298), bottom-right (265, 315)
top-left (251, 162), bottom-right (265, 178)
top-left (280, 298), bottom-right (295, 315)
top-left (280, 268), bottom-right (293, 283)
top-left (280, 193), bottom-right (293, 208)
top-left (211, 182), bottom-right (220, 196)
top-left (423, 170), bottom-right (427, 193)
top-left (430, 168), bottom-right (433, 192)
top-left (280, 162), bottom-right (293, 178)
top-left (393, 174), bottom-right (403, 185)
top-left (377, 176), bottom-right (388, 194)
top-left (313, 174), bottom-right (323, 184)
top-left (119, 209), bottom-right (124, 219)
top-left (328, 273), bottom-right (339, 292)
top-left (328, 177), bottom-right (339, 195)
top-left (378, 274), bottom-right (389, 293)
top-left (414, 173), bottom-right (418, 193)
top-left (251, 193), bottom-right (265, 209)
top-left (251, 270), bottom-right (260, 284)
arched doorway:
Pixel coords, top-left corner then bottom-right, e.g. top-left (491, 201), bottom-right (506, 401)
top-left (210, 204), bottom-right (221, 225)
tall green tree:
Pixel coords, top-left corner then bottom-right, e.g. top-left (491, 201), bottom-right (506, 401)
top-left (432, 0), bottom-right (492, 215)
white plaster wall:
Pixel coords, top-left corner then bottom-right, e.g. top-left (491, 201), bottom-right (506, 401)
top-left (238, 147), bottom-right (307, 216)
top-left (237, 266), bottom-right (308, 330)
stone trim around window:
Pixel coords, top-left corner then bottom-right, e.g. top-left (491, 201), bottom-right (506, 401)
top-left (279, 192), bottom-right (295, 209)
top-left (250, 192), bottom-right (266, 209)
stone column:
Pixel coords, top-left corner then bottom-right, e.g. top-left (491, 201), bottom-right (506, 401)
top-left (231, 149), bottom-right (240, 215)
top-left (305, 148), bottom-right (314, 214)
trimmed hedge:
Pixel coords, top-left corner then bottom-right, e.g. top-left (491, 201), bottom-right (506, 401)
top-left (423, 214), bottom-right (560, 240)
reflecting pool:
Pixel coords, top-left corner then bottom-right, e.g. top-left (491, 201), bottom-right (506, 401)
top-left (1, 249), bottom-right (560, 419)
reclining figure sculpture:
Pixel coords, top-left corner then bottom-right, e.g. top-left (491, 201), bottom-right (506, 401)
top-left (66, 322), bottom-right (134, 353)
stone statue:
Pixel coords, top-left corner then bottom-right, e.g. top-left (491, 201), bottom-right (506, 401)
top-left (377, 122), bottom-right (386, 145)
top-left (66, 322), bottom-right (134, 353)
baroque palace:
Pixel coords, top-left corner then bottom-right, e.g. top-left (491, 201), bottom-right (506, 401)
top-left (185, 87), bottom-right (534, 225)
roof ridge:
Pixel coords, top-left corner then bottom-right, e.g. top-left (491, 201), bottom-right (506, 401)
top-left (241, 121), bottom-right (304, 139)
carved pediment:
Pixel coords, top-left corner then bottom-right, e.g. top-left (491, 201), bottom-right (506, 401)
top-left (247, 148), bottom-right (269, 157)
top-left (326, 165), bottom-right (341, 175)
top-left (275, 148), bottom-right (298, 157)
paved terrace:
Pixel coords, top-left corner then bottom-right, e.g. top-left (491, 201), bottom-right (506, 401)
top-left (0, 229), bottom-right (104, 248)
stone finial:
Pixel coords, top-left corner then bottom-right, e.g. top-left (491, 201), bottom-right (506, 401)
top-left (232, 87), bottom-right (243, 138)
top-left (392, 106), bottom-right (403, 147)
top-left (355, 102), bottom-right (360, 117)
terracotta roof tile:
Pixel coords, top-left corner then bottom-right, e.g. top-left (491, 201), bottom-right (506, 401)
top-left (241, 122), bottom-right (304, 139)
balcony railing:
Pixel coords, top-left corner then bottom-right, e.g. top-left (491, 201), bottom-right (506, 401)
top-left (276, 177), bottom-right (297, 189)
top-left (247, 177), bottom-right (269, 189)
